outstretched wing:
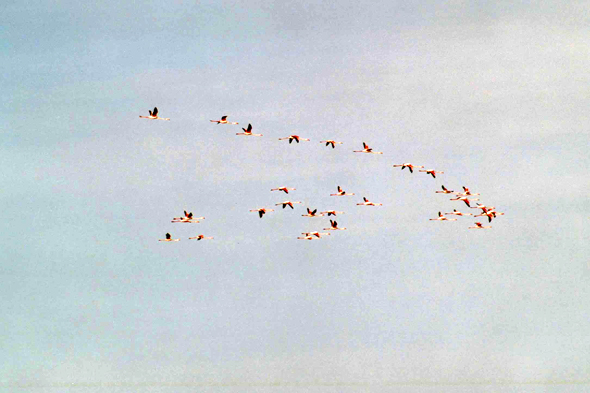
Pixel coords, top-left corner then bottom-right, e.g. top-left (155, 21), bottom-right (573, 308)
top-left (166, 233), bottom-right (171, 239)
top-left (221, 116), bottom-right (227, 121)
top-left (153, 107), bottom-right (158, 116)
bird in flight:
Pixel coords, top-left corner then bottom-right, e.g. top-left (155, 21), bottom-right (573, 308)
top-left (353, 142), bottom-right (383, 154)
top-left (302, 208), bottom-right (323, 217)
top-left (271, 186), bottom-right (296, 194)
top-left (435, 185), bottom-right (455, 194)
top-left (450, 195), bottom-right (479, 207)
top-left (279, 135), bottom-right (310, 144)
top-left (444, 209), bottom-right (473, 217)
top-left (275, 201), bottom-right (302, 209)
top-left (236, 124), bottom-right (262, 136)
top-left (171, 211), bottom-right (204, 223)
top-left (250, 208), bottom-right (274, 218)
top-left (469, 222), bottom-right (491, 229)
top-left (159, 233), bottom-right (179, 242)
top-left (357, 197), bottom-right (382, 206)
top-left (419, 169), bottom-right (444, 178)
top-left (330, 186), bottom-right (354, 196)
top-left (393, 163), bottom-right (424, 173)
top-left (188, 235), bottom-right (214, 240)
top-left (319, 140), bottom-right (343, 149)
top-left (324, 220), bottom-right (346, 230)
top-left (429, 211), bottom-right (457, 221)
top-left (210, 115), bottom-right (238, 124)
top-left (321, 210), bottom-right (344, 216)
top-left (139, 107), bottom-right (170, 121)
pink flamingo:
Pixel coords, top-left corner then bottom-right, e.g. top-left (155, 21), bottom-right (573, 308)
top-left (236, 123), bottom-right (262, 136)
top-left (279, 135), bottom-right (310, 144)
top-left (330, 186), bottom-right (354, 196)
top-left (419, 169), bottom-right (444, 178)
top-left (393, 163), bottom-right (424, 173)
top-left (250, 208), bottom-right (274, 218)
top-left (353, 142), bottom-right (383, 154)
top-left (275, 201), bottom-right (302, 209)
top-left (324, 220), bottom-right (346, 230)
top-left (159, 233), bottom-right (179, 242)
top-left (429, 211), bottom-right (457, 221)
top-left (357, 197), bottom-right (382, 206)
top-left (140, 107), bottom-right (170, 121)
top-left (435, 185), bottom-right (455, 194)
top-left (188, 235), bottom-right (214, 240)
top-left (319, 140), bottom-right (343, 149)
top-left (469, 222), bottom-right (491, 229)
top-left (210, 115), bottom-right (238, 124)
top-left (271, 187), bottom-right (296, 194)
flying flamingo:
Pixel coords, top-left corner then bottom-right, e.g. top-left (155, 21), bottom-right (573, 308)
top-left (188, 235), bottom-right (214, 240)
top-left (393, 163), bottom-right (424, 173)
top-left (139, 107), bottom-right (170, 121)
top-left (324, 220), bottom-right (346, 230)
top-left (357, 197), bottom-right (382, 206)
top-left (444, 209), bottom-right (473, 217)
top-left (271, 187), bottom-right (296, 194)
top-left (435, 185), bottom-right (455, 194)
top-left (330, 186), bottom-right (354, 196)
top-left (279, 135), bottom-right (310, 144)
top-left (469, 222), bottom-right (491, 229)
top-left (297, 235), bottom-right (316, 240)
top-left (429, 212), bottom-right (457, 221)
top-left (159, 233), bottom-right (179, 242)
top-left (302, 208), bottom-right (323, 217)
top-left (419, 169), bottom-right (444, 178)
top-left (319, 140), bottom-right (343, 149)
top-left (301, 231), bottom-right (331, 238)
top-left (250, 208), bottom-right (274, 218)
top-left (353, 142), bottom-right (383, 154)
top-left (320, 210), bottom-right (344, 216)
top-left (210, 115), bottom-right (238, 124)
top-left (470, 203), bottom-right (493, 213)
top-left (236, 124), bottom-right (262, 136)
top-left (172, 211), bottom-right (205, 223)
top-left (450, 195), bottom-right (479, 207)
top-left (275, 201), bottom-right (302, 209)
top-left (455, 186), bottom-right (480, 196)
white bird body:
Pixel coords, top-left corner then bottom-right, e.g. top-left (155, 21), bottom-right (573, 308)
top-left (140, 107), bottom-right (170, 121)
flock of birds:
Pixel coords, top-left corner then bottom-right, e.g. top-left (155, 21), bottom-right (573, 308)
top-left (139, 108), bottom-right (505, 242)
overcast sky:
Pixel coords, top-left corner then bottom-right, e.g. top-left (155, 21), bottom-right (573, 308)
top-left (2, 0), bottom-right (589, 392)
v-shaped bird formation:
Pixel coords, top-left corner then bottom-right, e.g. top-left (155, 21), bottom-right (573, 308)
top-left (144, 109), bottom-right (505, 242)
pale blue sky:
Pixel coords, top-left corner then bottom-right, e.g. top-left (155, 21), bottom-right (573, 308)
top-left (2, 0), bottom-right (589, 392)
